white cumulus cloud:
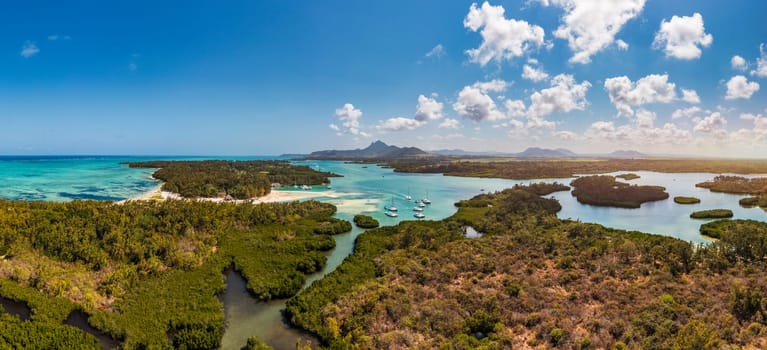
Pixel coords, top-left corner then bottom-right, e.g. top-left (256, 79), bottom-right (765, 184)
top-left (653, 13), bottom-right (712, 60)
top-left (522, 64), bottom-right (549, 82)
top-left (616, 39), bottom-right (629, 50)
top-left (751, 44), bottom-right (767, 78)
top-left (542, 0), bottom-right (645, 64)
top-left (472, 79), bottom-right (510, 93)
top-left (693, 112), bottom-right (727, 133)
top-left (671, 106), bottom-right (703, 120)
top-left (464, 2), bottom-right (545, 66)
top-left (504, 99), bottom-right (527, 117)
top-left (681, 88), bottom-right (700, 104)
top-left (604, 74), bottom-right (677, 116)
top-left (414, 95), bottom-right (444, 121)
top-left (731, 55), bottom-right (747, 71)
top-left (439, 118), bottom-right (463, 129)
top-left (333, 103), bottom-right (370, 137)
top-left (453, 85), bottom-right (505, 122)
top-left (528, 74), bottom-right (591, 118)
top-left (725, 75), bottom-right (760, 100)
top-left (20, 41), bottom-right (39, 58)
top-left (376, 117), bottom-right (425, 132)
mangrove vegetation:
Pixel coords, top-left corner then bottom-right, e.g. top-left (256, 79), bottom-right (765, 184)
top-left (353, 214), bottom-right (379, 229)
top-left (570, 175), bottom-right (669, 208)
top-left (128, 160), bottom-right (338, 199)
top-left (285, 185), bottom-right (767, 349)
top-left (690, 209), bottom-right (734, 219)
top-left (674, 196), bottom-right (701, 204)
top-left (0, 198), bottom-right (348, 349)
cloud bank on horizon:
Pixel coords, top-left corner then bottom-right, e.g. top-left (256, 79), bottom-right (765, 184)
top-left (329, 1), bottom-right (767, 157)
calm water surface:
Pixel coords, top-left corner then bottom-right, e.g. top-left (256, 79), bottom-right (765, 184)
top-left (1, 157), bottom-right (765, 349)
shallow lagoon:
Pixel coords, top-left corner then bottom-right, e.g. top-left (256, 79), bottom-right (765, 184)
top-left (1, 157), bottom-right (765, 349)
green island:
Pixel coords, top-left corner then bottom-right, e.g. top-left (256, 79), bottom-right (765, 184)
top-left (696, 175), bottom-right (767, 195)
top-left (128, 160), bottom-right (338, 199)
top-left (690, 209), bottom-right (734, 219)
top-left (383, 158), bottom-right (767, 179)
top-left (0, 197), bottom-right (349, 349)
top-left (353, 214), bottom-right (380, 229)
top-left (739, 196), bottom-right (767, 209)
top-left (569, 175), bottom-right (669, 208)
top-left (616, 173), bottom-right (640, 180)
top-left (674, 196), bottom-right (701, 204)
top-left (285, 184), bottom-right (767, 349)
top-left (700, 219), bottom-right (767, 241)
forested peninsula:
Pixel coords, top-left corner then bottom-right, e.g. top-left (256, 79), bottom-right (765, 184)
top-left (128, 160), bottom-right (338, 199)
top-left (384, 158), bottom-right (767, 179)
top-left (286, 184), bottom-right (767, 349)
top-left (0, 198), bottom-right (350, 348)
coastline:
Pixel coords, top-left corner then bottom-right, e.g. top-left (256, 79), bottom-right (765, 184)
top-left (122, 184), bottom-right (333, 204)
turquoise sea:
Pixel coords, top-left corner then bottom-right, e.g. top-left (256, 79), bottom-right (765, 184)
top-left (2, 156), bottom-right (766, 350)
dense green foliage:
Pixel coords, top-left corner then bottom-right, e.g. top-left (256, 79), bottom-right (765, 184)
top-left (673, 196), bottom-right (701, 204)
top-left (0, 313), bottom-right (102, 349)
top-left (513, 182), bottom-right (570, 196)
top-left (690, 209), bottom-right (733, 219)
top-left (696, 175), bottom-right (767, 195)
top-left (128, 160), bottom-right (338, 199)
top-left (313, 218), bottom-right (353, 236)
top-left (386, 158), bottom-right (767, 179)
top-left (570, 175), bottom-right (669, 208)
top-left (246, 336), bottom-right (273, 350)
top-left (616, 173), bottom-right (640, 180)
top-left (0, 198), bottom-right (343, 349)
top-left (740, 196), bottom-right (767, 208)
top-left (353, 214), bottom-right (379, 229)
top-left (286, 185), bottom-right (767, 349)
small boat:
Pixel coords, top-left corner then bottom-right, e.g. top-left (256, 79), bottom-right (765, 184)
top-left (385, 211), bottom-right (398, 217)
top-left (422, 191), bottom-right (431, 205)
top-left (384, 197), bottom-right (398, 212)
top-left (301, 185), bottom-right (311, 190)
top-left (418, 201), bottom-right (426, 208)
top-left (413, 206), bottom-right (423, 212)
top-left (326, 184), bottom-right (332, 190)
top-left (405, 187), bottom-right (412, 201)
top-left (413, 212), bottom-right (425, 219)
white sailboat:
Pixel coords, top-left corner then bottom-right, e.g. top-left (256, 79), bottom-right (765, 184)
top-left (422, 191), bottom-right (431, 205)
top-left (404, 187), bottom-right (412, 201)
top-left (384, 197), bottom-right (398, 212)
top-left (385, 210), bottom-right (398, 217)
top-left (413, 212), bottom-right (425, 219)
top-left (413, 206), bottom-right (423, 212)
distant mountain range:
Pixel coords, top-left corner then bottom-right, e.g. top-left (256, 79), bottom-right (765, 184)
top-left (431, 147), bottom-right (648, 159)
top-left (306, 140), bottom-right (430, 159)
top-left (302, 142), bottom-right (648, 160)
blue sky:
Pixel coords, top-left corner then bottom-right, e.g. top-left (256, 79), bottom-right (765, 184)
top-left (2, 1), bottom-right (767, 156)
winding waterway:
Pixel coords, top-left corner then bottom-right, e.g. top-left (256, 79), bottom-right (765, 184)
top-left (1, 157), bottom-right (765, 349)
top-left (221, 162), bottom-right (767, 349)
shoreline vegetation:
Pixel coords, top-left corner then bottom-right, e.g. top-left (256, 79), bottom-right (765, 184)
top-left (569, 175), bottom-right (669, 208)
top-left (0, 198), bottom-right (350, 348)
top-left (696, 175), bottom-right (767, 195)
top-left (3, 158), bottom-right (767, 349)
top-left (127, 160), bottom-right (338, 200)
top-left (615, 173), bottom-right (640, 180)
top-left (674, 196), bottom-right (701, 204)
top-left (376, 158), bottom-right (767, 179)
top-left (285, 184), bottom-right (767, 349)
top-left (690, 209), bottom-right (734, 219)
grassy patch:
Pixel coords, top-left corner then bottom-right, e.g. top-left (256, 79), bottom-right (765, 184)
top-left (674, 196), bottom-right (701, 204)
top-left (690, 209), bottom-right (733, 219)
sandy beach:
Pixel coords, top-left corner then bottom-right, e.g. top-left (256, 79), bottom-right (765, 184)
top-left (123, 185), bottom-right (334, 204)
